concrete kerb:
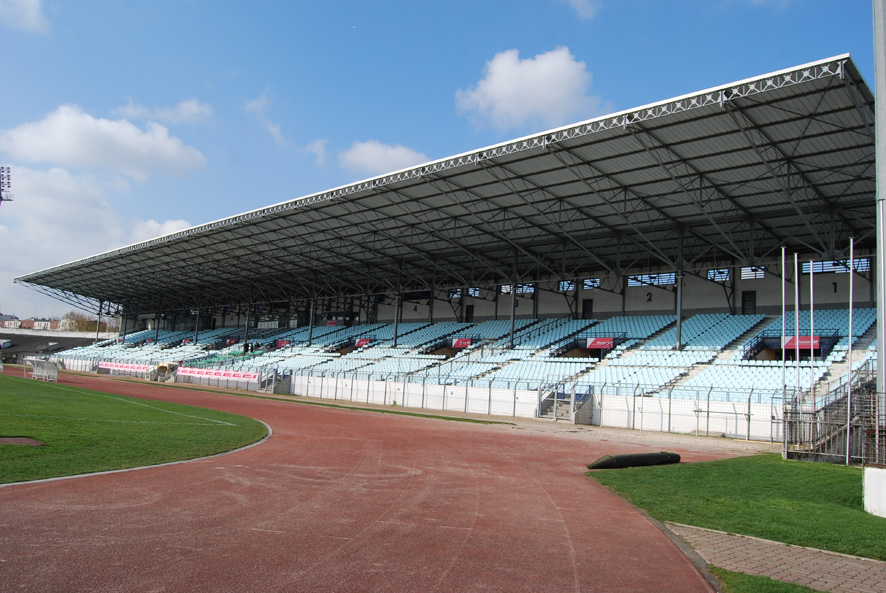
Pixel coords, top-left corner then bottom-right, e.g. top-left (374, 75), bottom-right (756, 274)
top-left (638, 512), bottom-right (724, 592)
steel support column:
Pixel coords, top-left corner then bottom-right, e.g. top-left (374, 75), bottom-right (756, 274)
top-left (392, 293), bottom-right (401, 348)
top-left (307, 299), bottom-right (315, 347)
top-left (675, 227), bottom-right (684, 350)
top-left (95, 301), bottom-right (103, 344)
top-left (509, 253), bottom-right (517, 350)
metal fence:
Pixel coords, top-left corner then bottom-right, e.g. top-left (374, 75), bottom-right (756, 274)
top-left (46, 352), bottom-right (886, 456)
top-left (783, 359), bottom-right (882, 464)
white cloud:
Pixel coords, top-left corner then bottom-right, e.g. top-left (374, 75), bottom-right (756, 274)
top-left (0, 105), bottom-right (206, 181)
top-left (267, 122), bottom-right (284, 144)
top-left (130, 218), bottom-right (192, 244)
top-left (244, 90), bottom-right (287, 145)
top-left (456, 47), bottom-right (608, 132)
top-left (0, 166), bottom-right (193, 317)
top-left (115, 98), bottom-right (214, 125)
top-left (244, 92), bottom-right (272, 115)
top-left (304, 139), bottom-right (328, 166)
top-left (0, 0), bottom-right (49, 33)
top-left (566, 0), bottom-right (601, 19)
top-left (339, 140), bottom-right (429, 176)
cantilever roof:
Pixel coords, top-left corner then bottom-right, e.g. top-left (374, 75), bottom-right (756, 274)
top-left (16, 54), bottom-right (877, 314)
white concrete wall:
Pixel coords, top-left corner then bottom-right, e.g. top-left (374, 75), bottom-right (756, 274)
top-left (593, 393), bottom-right (783, 441)
top-left (864, 466), bottom-right (886, 518)
top-left (288, 373), bottom-right (783, 441)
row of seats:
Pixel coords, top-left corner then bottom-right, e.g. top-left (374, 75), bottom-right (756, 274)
top-left (50, 309), bottom-right (877, 401)
top-left (757, 308), bottom-right (876, 339)
top-left (643, 313), bottom-right (766, 350)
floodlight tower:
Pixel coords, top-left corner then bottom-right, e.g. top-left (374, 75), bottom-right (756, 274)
top-left (0, 165), bottom-right (12, 209)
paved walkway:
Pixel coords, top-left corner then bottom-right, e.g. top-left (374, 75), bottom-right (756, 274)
top-left (669, 523), bottom-right (886, 593)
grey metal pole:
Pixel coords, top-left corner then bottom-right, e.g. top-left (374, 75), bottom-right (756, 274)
top-left (194, 308), bottom-right (200, 345)
top-left (95, 301), bottom-right (102, 344)
top-left (428, 281), bottom-right (435, 324)
top-left (809, 261), bottom-right (815, 394)
top-left (782, 246), bottom-right (788, 458)
top-left (675, 228), bottom-right (684, 350)
top-left (847, 237), bottom-right (855, 465)
top-left (392, 293), bottom-right (400, 348)
top-left (508, 288), bottom-right (517, 349)
top-left (795, 254), bottom-right (801, 399)
top-left (307, 299), bottom-right (315, 347)
top-left (509, 253), bottom-right (517, 350)
top-left (675, 272), bottom-right (683, 350)
top-left (875, 0), bottom-right (886, 457)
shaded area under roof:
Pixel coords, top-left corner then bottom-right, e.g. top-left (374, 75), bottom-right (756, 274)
top-left (16, 55), bottom-right (876, 316)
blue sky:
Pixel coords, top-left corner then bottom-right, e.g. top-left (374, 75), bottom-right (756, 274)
top-left (0, 0), bottom-right (877, 318)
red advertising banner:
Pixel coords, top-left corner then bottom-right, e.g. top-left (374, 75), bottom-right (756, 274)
top-left (327, 320), bottom-right (337, 326)
top-left (452, 338), bottom-right (472, 349)
top-left (99, 361), bottom-right (151, 372)
top-left (586, 337), bottom-right (614, 349)
top-left (783, 336), bottom-right (820, 350)
top-left (355, 338), bottom-right (370, 348)
top-left (176, 367), bottom-right (259, 381)
top-left (277, 339), bottom-right (291, 348)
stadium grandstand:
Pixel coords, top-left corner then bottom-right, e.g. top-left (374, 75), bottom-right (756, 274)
top-left (13, 55), bottom-right (885, 462)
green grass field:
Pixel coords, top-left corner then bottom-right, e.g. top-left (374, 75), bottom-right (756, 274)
top-left (589, 453), bottom-right (886, 561)
top-left (0, 374), bottom-right (267, 484)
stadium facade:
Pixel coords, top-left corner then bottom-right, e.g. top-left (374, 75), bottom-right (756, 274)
top-left (14, 55), bottom-right (883, 460)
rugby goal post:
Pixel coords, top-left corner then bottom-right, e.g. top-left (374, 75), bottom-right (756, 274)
top-left (24, 358), bottom-right (58, 382)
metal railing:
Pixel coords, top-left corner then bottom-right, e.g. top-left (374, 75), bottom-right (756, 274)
top-left (784, 359), bottom-right (879, 464)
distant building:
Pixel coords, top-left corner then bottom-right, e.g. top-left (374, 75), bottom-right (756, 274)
top-left (32, 319), bottom-right (57, 331)
top-left (58, 318), bottom-right (78, 331)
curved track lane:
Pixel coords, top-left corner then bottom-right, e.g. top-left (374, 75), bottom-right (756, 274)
top-left (0, 373), bottom-right (721, 592)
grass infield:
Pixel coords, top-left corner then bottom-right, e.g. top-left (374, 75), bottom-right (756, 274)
top-left (0, 374), bottom-right (267, 484)
top-left (588, 453), bottom-right (886, 562)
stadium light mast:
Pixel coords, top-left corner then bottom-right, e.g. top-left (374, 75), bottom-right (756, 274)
top-left (0, 165), bottom-right (13, 209)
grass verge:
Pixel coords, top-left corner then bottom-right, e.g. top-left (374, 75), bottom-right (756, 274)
top-left (0, 374), bottom-right (267, 484)
top-left (588, 453), bottom-right (886, 561)
top-left (711, 568), bottom-right (827, 593)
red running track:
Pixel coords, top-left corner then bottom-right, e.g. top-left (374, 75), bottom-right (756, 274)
top-left (0, 373), bottom-right (723, 592)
